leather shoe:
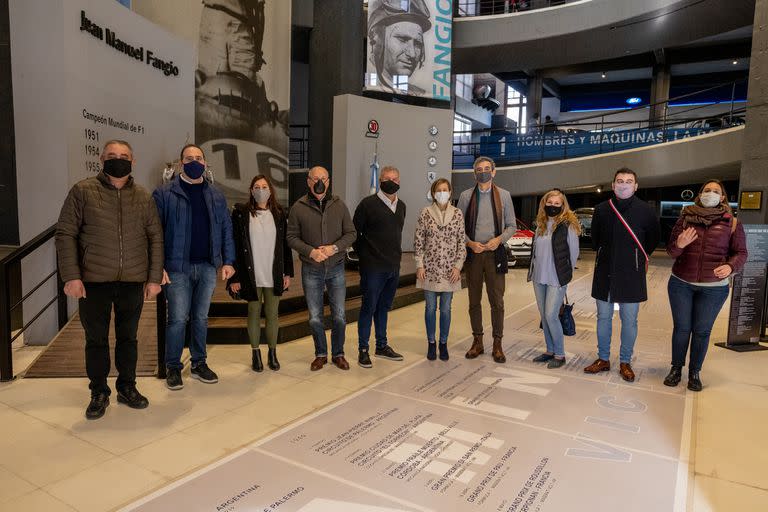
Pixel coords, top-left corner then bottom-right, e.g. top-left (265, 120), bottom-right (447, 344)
top-left (116, 386), bottom-right (149, 409)
top-left (85, 393), bottom-right (109, 420)
top-left (687, 371), bottom-right (702, 392)
top-left (267, 348), bottom-right (280, 371)
top-left (310, 356), bottom-right (327, 371)
top-left (465, 334), bottom-right (484, 359)
top-left (663, 366), bottom-right (682, 387)
top-left (492, 337), bottom-right (506, 363)
top-left (584, 358), bottom-right (610, 373)
top-left (332, 355), bottom-right (350, 370)
top-left (252, 348), bottom-right (264, 372)
top-left (619, 362), bottom-right (635, 382)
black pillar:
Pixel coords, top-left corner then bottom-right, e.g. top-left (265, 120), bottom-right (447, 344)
top-left (308, 0), bottom-right (365, 171)
top-left (739, 0), bottom-right (768, 223)
top-left (0, 0), bottom-right (19, 245)
top-left (649, 63), bottom-right (671, 127)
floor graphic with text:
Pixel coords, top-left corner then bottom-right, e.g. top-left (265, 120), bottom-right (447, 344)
top-left (126, 268), bottom-right (691, 512)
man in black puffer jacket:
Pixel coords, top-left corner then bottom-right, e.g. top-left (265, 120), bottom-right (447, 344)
top-left (584, 168), bottom-right (660, 382)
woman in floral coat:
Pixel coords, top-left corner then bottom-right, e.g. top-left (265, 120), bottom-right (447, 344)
top-left (414, 178), bottom-right (467, 360)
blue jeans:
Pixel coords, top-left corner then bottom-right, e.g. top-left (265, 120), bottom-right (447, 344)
top-left (596, 299), bottom-right (640, 363)
top-left (668, 276), bottom-right (729, 372)
top-left (532, 282), bottom-right (567, 357)
top-left (164, 263), bottom-right (217, 370)
top-left (424, 291), bottom-right (453, 344)
top-left (358, 269), bottom-right (399, 351)
top-left (302, 262), bottom-right (346, 357)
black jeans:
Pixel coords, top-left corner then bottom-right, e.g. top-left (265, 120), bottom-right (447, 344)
top-left (79, 282), bottom-right (144, 395)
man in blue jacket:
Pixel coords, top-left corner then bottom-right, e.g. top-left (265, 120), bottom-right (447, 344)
top-left (153, 144), bottom-right (236, 390)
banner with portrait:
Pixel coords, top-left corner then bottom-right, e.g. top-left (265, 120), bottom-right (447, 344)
top-left (364, 0), bottom-right (453, 101)
top-left (132, 0), bottom-right (291, 205)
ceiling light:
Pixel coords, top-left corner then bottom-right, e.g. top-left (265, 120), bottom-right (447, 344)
top-left (601, 72), bottom-right (606, 79)
top-left (596, 186), bottom-right (602, 193)
top-left (626, 97), bottom-right (642, 105)
top-left (732, 60), bottom-right (739, 65)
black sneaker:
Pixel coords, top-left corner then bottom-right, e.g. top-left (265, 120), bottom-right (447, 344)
top-left (358, 349), bottom-right (372, 368)
top-left (117, 385), bottom-right (149, 409)
top-left (547, 357), bottom-right (566, 369)
top-left (166, 368), bottom-right (183, 390)
top-left (191, 362), bottom-right (218, 384)
top-left (375, 345), bottom-right (404, 361)
top-left (85, 393), bottom-right (109, 420)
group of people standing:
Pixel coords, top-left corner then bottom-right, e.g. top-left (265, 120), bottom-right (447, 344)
top-left (525, 168), bottom-right (747, 394)
top-left (56, 140), bottom-right (747, 421)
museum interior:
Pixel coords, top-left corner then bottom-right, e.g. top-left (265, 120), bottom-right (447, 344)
top-left (0, 1), bottom-right (767, 511)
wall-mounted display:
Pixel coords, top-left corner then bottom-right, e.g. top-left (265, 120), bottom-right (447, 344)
top-left (740, 191), bottom-right (763, 210)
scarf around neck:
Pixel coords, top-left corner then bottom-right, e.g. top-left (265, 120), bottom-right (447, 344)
top-left (682, 204), bottom-right (729, 227)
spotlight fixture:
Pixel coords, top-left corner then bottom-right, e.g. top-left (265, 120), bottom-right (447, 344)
top-left (601, 72), bottom-right (606, 79)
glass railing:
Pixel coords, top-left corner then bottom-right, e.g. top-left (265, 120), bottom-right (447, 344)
top-left (453, 80), bottom-right (748, 168)
top-left (455, 0), bottom-right (583, 17)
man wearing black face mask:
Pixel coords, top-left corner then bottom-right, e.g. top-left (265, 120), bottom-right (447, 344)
top-left (287, 166), bottom-right (357, 371)
top-left (56, 140), bottom-right (164, 419)
top-left (457, 156), bottom-right (517, 364)
top-left (352, 166), bottom-right (407, 368)
top-left (152, 144), bottom-right (236, 391)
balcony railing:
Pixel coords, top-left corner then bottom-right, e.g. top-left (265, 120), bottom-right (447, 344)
top-left (455, 0), bottom-right (582, 17)
top-left (453, 80), bottom-right (748, 168)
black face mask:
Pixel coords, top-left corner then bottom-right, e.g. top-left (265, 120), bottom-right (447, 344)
top-left (380, 180), bottom-right (400, 195)
top-left (103, 158), bottom-right (132, 178)
top-left (545, 205), bottom-right (563, 217)
top-left (313, 179), bottom-right (326, 195)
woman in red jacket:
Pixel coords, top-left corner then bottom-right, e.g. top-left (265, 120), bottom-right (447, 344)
top-left (665, 180), bottom-right (747, 391)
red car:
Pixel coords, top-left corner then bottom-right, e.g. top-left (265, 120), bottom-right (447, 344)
top-left (505, 219), bottom-right (535, 267)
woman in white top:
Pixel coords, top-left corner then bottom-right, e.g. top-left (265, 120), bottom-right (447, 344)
top-left (228, 175), bottom-right (293, 373)
top-left (414, 178), bottom-right (467, 361)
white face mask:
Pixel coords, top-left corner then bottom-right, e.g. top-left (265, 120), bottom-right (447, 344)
top-left (700, 191), bottom-right (722, 208)
top-left (434, 191), bottom-right (451, 205)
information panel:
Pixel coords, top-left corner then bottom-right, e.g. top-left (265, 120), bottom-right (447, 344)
top-left (725, 224), bottom-right (768, 346)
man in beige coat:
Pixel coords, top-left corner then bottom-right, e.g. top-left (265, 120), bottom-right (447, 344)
top-left (56, 140), bottom-right (163, 420)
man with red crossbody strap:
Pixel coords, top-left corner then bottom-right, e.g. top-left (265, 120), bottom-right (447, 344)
top-left (584, 168), bottom-right (660, 382)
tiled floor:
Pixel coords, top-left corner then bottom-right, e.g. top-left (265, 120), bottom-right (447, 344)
top-left (0, 253), bottom-right (766, 511)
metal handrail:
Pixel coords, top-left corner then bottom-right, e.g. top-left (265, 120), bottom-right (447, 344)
top-left (455, 0), bottom-right (580, 17)
top-left (289, 124), bottom-right (310, 169)
top-left (0, 225), bottom-right (68, 381)
top-left (452, 78), bottom-right (748, 167)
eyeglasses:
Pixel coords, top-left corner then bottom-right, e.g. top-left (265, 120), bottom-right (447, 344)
top-left (182, 155), bottom-right (205, 163)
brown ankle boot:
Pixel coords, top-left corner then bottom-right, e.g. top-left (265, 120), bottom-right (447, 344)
top-left (465, 334), bottom-right (484, 359)
top-left (492, 337), bottom-right (506, 363)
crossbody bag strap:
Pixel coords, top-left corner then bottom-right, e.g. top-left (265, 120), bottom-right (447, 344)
top-left (608, 199), bottom-right (649, 270)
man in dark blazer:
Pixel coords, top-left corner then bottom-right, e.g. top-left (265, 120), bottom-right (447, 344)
top-left (584, 168), bottom-right (660, 382)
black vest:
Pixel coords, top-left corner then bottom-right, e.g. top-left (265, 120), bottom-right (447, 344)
top-left (529, 222), bottom-right (573, 286)
top-left (551, 222), bottom-right (573, 286)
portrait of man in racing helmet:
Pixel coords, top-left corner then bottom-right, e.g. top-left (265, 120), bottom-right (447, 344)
top-left (367, 0), bottom-right (432, 96)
